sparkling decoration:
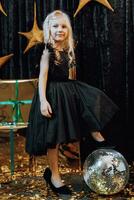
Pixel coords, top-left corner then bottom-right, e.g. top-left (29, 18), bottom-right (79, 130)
top-left (74, 0), bottom-right (114, 17)
top-left (0, 2), bottom-right (7, 16)
top-left (0, 133), bottom-right (133, 199)
top-left (83, 149), bottom-right (129, 195)
top-left (0, 53), bottom-right (13, 68)
top-left (18, 1), bottom-right (43, 53)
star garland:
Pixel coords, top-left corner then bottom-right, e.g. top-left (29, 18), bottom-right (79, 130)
top-left (0, 54), bottom-right (14, 68)
top-left (74, 0), bottom-right (114, 17)
top-left (18, 1), bottom-right (43, 53)
top-left (0, 2), bottom-right (7, 16)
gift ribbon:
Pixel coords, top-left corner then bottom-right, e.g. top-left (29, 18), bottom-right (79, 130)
top-left (0, 99), bottom-right (32, 123)
top-left (0, 80), bottom-right (32, 123)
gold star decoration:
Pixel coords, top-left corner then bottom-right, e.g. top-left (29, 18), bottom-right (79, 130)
top-left (74, 0), bottom-right (114, 17)
top-left (0, 2), bottom-right (7, 16)
top-left (0, 53), bottom-right (14, 68)
top-left (18, 1), bottom-right (43, 53)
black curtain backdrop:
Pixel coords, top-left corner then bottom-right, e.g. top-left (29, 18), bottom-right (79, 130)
top-left (0, 0), bottom-right (134, 162)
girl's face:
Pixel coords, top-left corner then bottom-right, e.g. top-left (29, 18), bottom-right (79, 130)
top-left (50, 17), bottom-right (69, 43)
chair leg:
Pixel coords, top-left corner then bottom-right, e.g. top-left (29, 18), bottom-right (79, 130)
top-left (9, 128), bottom-right (14, 176)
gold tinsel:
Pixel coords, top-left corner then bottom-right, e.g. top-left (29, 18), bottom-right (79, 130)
top-left (0, 132), bottom-right (134, 199)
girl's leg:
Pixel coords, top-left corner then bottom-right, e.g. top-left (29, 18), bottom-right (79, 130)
top-left (47, 145), bottom-right (64, 188)
top-left (91, 131), bottom-right (105, 142)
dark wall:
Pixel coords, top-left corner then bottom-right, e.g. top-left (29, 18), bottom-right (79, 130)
top-left (0, 0), bottom-right (134, 162)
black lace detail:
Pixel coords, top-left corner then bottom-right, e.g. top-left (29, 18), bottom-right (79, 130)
top-left (69, 58), bottom-right (77, 69)
top-left (45, 43), bottom-right (54, 53)
top-left (33, 42), bottom-right (74, 81)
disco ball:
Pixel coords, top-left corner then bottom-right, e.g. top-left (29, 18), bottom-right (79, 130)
top-left (83, 149), bottom-right (129, 195)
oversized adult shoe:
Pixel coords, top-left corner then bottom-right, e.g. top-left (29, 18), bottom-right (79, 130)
top-left (43, 167), bottom-right (72, 195)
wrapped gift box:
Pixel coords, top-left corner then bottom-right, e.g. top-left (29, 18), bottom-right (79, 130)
top-left (0, 79), bottom-right (38, 124)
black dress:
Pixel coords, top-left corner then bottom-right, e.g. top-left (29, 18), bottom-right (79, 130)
top-left (26, 44), bottom-right (119, 156)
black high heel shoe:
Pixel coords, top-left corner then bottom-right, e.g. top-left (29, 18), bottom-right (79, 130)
top-left (43, 167), bottom-right (72, 195)
top-left (95, 140), bottom-right (115, 149)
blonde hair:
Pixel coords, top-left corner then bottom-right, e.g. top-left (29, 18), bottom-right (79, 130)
top-left (43, 10), bottom-right (75, 65)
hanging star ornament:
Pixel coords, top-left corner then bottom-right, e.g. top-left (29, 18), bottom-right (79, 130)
top-left (18, 1), bottom-right (43, 53)
top-left (74, 0), bottom-right (114, 17)
top-left (0, 2), bottom-right (7, 16)
top-left (0, 53), bottom-right (14, 68)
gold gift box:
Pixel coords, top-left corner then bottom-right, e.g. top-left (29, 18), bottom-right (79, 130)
top-left (0, 79), bottom-right (38, 124)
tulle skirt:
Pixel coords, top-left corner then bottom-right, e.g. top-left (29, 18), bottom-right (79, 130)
top-left (26, 80), bottom-right (118, 155)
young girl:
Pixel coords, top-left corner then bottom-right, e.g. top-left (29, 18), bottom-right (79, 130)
top-left (26, 10), bottom-right (118, 195)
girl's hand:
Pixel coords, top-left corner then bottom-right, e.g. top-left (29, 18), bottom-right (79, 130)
top-left (40, 100), bottom-right (52, 118)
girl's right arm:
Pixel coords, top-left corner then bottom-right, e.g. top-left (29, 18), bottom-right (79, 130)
top-left (39, 49), bottom-right (52, 118)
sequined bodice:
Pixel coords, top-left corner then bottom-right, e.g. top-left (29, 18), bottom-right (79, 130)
top-left (48, 50), bottom-right (69, 81)
top-left (35, 43), bottom-right (70, 81)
